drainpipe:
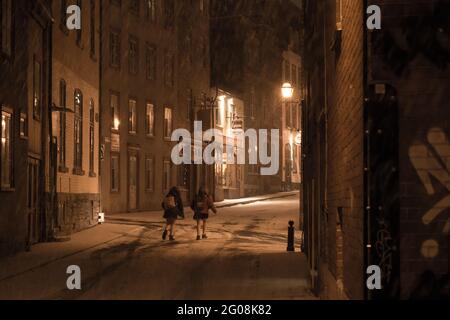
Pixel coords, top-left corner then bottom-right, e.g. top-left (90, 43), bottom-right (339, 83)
top-left (99, 0), bottom-right (104, 218)
top-left (47, 13), bottom-right (55, 241)
top-left (363, 0), bottom-right (370, 301)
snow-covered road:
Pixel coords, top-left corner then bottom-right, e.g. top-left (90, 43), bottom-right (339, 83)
top-left (0, 194), bottom-right (315, 300)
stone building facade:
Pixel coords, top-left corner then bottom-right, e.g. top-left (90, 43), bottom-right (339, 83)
top-left (100, 0), bottom-right (212, 213)
top-left (302, 0), bottom-right (450, 299)
top-left (0, 0), bottom-right (52, 257)
top-left (51, 0), bottom-right (101, 237)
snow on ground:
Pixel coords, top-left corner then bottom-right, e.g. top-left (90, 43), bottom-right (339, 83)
top-left (0, 194), bottom-right (315, 300)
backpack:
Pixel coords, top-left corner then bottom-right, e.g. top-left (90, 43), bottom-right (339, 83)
top-left (164, 195), bottom-right (176, 209)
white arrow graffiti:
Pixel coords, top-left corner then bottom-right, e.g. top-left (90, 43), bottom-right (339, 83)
top-left (409, 128), bottom-right (450, 235)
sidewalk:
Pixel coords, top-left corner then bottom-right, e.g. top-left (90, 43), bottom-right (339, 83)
top-left (0, 223), bottom-right (145, 283)
top-left (215, 191), bottom-right (299, 208)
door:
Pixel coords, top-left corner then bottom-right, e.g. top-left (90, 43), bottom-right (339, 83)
top-left (128, 155), bottom-right (138, 211)
top-left (27, 158), bottom-right (41, 246)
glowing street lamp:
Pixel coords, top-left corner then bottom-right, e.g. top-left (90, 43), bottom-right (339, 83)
top-left (281, 82), bottom-right (294, 99)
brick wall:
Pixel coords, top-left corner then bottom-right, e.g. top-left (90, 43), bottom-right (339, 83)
top-left (371, 0), bottom-right (450, 299)
top-left (326, 0), bottom-right (365, 299)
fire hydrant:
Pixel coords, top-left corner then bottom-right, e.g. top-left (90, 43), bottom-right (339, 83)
top-left (287, 220), bottom-right (295, 252)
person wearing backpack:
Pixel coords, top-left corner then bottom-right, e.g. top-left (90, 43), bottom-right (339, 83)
top-left (162, 187), bottom-right (184, 241)
top-left (191, 186), bottom-right (217, 240)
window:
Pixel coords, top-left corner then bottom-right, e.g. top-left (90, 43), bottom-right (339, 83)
top-left (89, 99), bottom-right (95, 176)
top-left (146, 103), bottom-right (154, 136)
top-left (249, 87), bottom-right (255, 120)
top-left (292, 64), bottom-right (297, 86)
top-left (164, 107), bottom-right (172, 139)
top-left (74, 90), bottom-right (83, 173)
top-left (110, 31), bottom-right (121, 68)
top-left (164, 51), bottom-right (174, 87)
top-left (90, 0), bottom-right (96, 57)
top-left (163, 160), bottom-right (171, 192)
top-left (128, 99), bottom-right (137, 134)
top-left (336, 0), bottom-right (343, 29)
top-left (293, 146), bottom-right (298, 174)
top-left (110, 0), bottom-right (121, 7)
top-left (1, 108), bottom-right (13, 189)
top-left (145, 44), bottom-right (156, 80)
top-left (186, 89), bottom-right (192, 120)
top-left (59, 79), bottom-right (67, 169)
top-left (33, 57), bottom-right (42, 120)
top-left (111, 93), bottom-right (120, 130)
top-left (111, 154), bottom-right (119, 192)
top-left (76, 0), bottom-right (82, 46)
top-left (284, 60), bottom-right (290, 83)
top-left (286, 104), bottom-right (291, 129)
top-left (145, 157), bottom-right (154, 192)
top-left (1, 0), bottom-right (12, 56)
top-left (129, 0), bottom-right (139, 15)
top-left (128, 36), bottom-right (138, 75)
top-left (146, 0), bottom-right (156, 22)
top-left (163, 0), bottom-right (174, 29)
top-left (60, 0), bottom-right (68, 30)
top-left (216, 96), bottom-right (224, 127)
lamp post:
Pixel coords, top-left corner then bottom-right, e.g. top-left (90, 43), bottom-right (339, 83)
top-left (281, 82), bottom-right (295, 100)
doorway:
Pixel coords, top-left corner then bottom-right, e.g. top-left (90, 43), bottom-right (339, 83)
top-left (27, 157), bottom-right (42, 246)
top-left (128, 154), bottom-right (138, 211)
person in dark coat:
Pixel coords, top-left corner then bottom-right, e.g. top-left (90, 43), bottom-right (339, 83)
top-left (162, 187), bottom-right (184, 241)
top-left (191, 186), bottom-right (217, 240)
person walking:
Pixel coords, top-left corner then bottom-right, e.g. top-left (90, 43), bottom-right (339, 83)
top-left (191, 186), bottom-right (217, 240)
top-left (162, 187), bottom-right (184, 241)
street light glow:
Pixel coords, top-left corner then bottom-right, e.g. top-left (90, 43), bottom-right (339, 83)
top-left (281, 83), bottom-right (294, 99)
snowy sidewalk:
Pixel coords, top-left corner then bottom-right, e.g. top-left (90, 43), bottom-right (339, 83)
top-left (215, 191), bottom-right (299, 208)
top-left (0, 223), bottom-right (145, 283)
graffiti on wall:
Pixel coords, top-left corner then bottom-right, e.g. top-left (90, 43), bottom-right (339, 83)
top-left (409, 128), bottom-right (450, 258)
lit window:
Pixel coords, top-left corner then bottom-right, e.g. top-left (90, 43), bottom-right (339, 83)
top-left (111, 93), bottom-right (120, 131)
top-left (146, 0), bottom-right (156, 22)
top-left (33, 58), bottom-right (42, 120)
top-left (128, 99), bottom-right (137, 134)
top-left (146, 103), bottom-right (154, 136)
top-left (1, 109), bottom-right (13, 188)
top-left (164, 107), bottom-right (172, 139)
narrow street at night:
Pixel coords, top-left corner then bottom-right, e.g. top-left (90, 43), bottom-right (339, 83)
top-left (1, 0), bottom-right (449, 310)
top-left (0, 193), bottom-right (313, 300)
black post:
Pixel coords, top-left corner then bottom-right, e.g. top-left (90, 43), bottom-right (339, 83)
top-left (287, 220), bottom-right (295, 252)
